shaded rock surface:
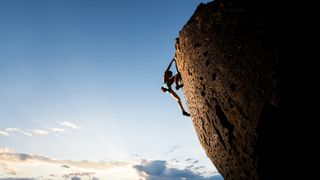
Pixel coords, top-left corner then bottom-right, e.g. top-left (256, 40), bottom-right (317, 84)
top-left (174, 0), bottom-right (280, 179)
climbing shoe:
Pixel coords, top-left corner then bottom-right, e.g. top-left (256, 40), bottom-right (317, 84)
top-left (182, 111), bottom-right (190, 117)
top-left (175, 84), bottom-right (184, 90)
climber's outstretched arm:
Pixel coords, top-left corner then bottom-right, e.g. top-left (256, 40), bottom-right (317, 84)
top-left (165, 59), bottom-right (175, 72)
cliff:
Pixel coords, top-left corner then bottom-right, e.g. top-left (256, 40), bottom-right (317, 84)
top-left (174, 0), bottom-right (280, 179)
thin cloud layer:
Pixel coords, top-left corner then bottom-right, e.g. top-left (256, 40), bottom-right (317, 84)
top-left (0, 149), bottom-right (138, 179)
top-left (0, 148), bottom-right (127, 172)
top-left (59, 122), bottom-right (80, 129)
top-left (51, 128), bottom-right (65, 133)
top-left (0, 121), bottom-right (79, 138)
top-left (0, 178), bottom-right (36, 180)
top-left (0, 131), bottom-right (9, 137)
top-left (5, 128), bottom-right (32, 137)
top-left (0, 148), bottom-right (14, 154)
top-left (32, 130), bottom-right (49, 136)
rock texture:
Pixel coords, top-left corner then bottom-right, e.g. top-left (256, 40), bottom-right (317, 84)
top-left (174, 0), bottom-right (280, 179)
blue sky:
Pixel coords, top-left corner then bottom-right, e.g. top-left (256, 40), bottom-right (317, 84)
top-left (0, 0), bottom-right (222, 179)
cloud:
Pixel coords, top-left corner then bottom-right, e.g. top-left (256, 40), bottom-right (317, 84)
top-left (0, 148), bottom-right (14, 154)
top-left (62, 172), bottom-right (96, 179)
top-left (133, 160), bottom-right (223, 180)
top-left (1, 125), bottom-right (67, 138)
top-left (71, 177), bottom-right (81, 180)
top-left (51, 128), bottom-right (65, 133)
top-left (171, 158), bottom-right (179, 163)
top-left (194, 166), bottom-right (206, 171)
top-left (32, 130), bottom-right (49, 136)
top-left (0, 148), bottom-right (127, 171)
top-left (0, 131), bottom-right (9, 137)
top-left (5, 128), bottom-right (32, 137)
top-left (1, 121), bottom-right (78, 138)
top-left (193, 160), bottom-right (199, 164)
top-left (164, 146), bottom-right (179, 155)
top-left (0, 178), bottom-right (36, 180)
top-left (59, 122), bottom-right (80, 129)
top-left (61, 165), bottom-right (70, 168)
top-left (5, 128), bottom-right (19, 132)
top-left (0, 148), bottom-right (222, 180)
top-left (0, 162), bottom-right (17, 175)
top-left (0, 152), bottom-right (32, 162)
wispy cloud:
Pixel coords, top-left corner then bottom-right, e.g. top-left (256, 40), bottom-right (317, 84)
top-left (193, 160), bottom-right (199, 164)
top-left (0, 131), bottom-right (9, 136)
top-left (1, 121), bottom-right (77, 138)
top-left (51, 128), bottom-right (65, 133)
top-left (5, 128), bottom-right (32, 137)
top-left (59, 122), bottom-right (80, 129)
top-left (164, 145), bottom-right (179, 155)
top-left (32, 129), bottom-right (49, 136)
top-left (2, 128), bottom-right (51, 137)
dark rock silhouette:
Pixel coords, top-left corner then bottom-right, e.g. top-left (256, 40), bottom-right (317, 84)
top-left (174, 0), bottom-right (280, 179)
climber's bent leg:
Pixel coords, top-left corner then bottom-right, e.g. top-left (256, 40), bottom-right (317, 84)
top-left (173, 73), bottom-right (183, 90)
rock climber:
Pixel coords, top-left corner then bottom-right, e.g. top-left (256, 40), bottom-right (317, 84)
top-left (161, 58), bottom-right (190, 117)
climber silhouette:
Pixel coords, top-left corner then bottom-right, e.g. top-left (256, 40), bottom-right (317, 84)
top-left (161, 58), bottom-right (190, 117)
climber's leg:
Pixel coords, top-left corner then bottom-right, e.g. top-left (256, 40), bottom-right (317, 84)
top-left (170, 90), bottom-right (184, 111)
top-left (170, 90), bottom-right (190, 116)
top-left (174, 73), bottom-right (183, 90)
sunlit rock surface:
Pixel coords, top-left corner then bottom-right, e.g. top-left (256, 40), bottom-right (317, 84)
top-left (174, 0), bottom-right (280, 179)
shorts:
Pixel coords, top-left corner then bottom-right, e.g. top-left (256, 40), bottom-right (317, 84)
top-left (162, 83), bottom-right (172, 94)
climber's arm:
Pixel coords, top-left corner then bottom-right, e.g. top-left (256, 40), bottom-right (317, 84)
top-left (165, 59), bottom-right (175, 72)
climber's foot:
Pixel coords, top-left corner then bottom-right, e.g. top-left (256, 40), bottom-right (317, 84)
top-left (182, 111), bottom-right (190, 117)
top-left (176, 84), bottom-right (184, 90)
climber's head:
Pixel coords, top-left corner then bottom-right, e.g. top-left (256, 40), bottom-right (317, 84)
top-left (163, 70), bottom-right (173, 82)
top-left (164, 70), bottom-right (173, 78)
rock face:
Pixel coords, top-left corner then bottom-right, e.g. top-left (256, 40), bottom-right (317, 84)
top-left (174, 0), bottom-right (280, 179)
